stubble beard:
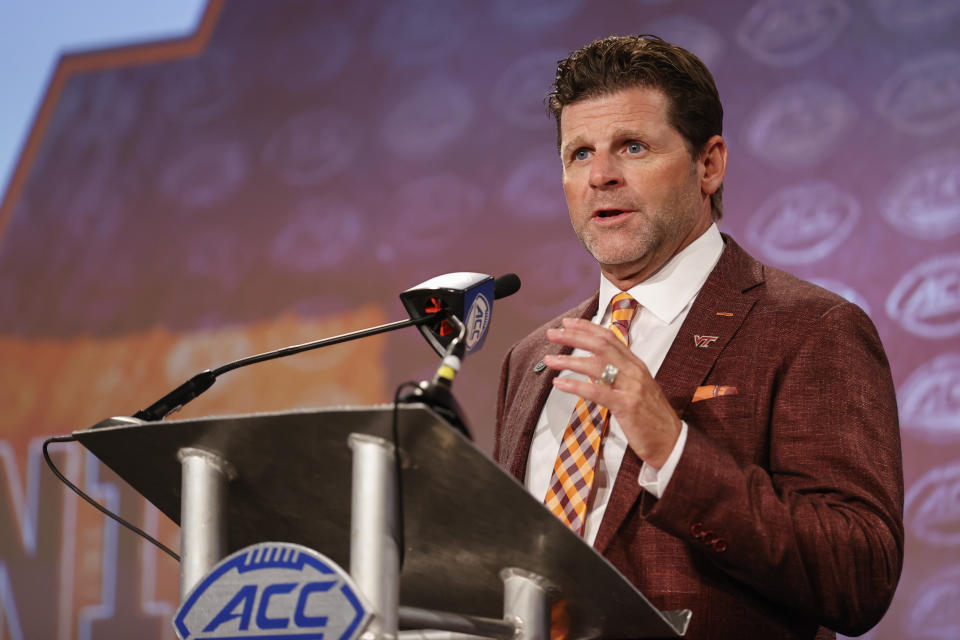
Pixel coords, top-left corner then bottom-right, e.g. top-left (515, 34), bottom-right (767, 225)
top-left (572, 182), bottom-right (706, 277)
top-left (575, 212), bottom-right (664, 269)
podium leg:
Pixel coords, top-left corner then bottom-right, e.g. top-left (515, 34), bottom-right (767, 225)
top-left (502, 568), bottom-right (553, 640)
top-left (177, 447), bottom-right (234, 602)
top-left (349, 433), bottom-right (400, 640)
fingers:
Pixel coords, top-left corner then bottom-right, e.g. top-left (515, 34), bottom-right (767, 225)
top-left (542, 352), bottom-right (603, 380)
top-left (551, 374), bottom-right (617, 408)
top-left (545, 318), bottom-right (649, 379)
top-left (546, 317), bottom-right (622, 353)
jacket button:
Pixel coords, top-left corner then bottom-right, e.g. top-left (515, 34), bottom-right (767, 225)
top-left (703, 531), bottom-right (718, 545)
top-left (713, 538), bottom-right (728, 553)
top-left (690, 523), bottom-right (704, 538)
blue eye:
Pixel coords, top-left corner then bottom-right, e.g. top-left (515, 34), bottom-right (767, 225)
top-left (626, 142), bottom-right (644, 154)
top-left (574, 149), bottom-right (590, 161)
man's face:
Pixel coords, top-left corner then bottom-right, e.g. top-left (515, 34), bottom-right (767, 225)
top-left (559, 86), bottom-right (714, 287)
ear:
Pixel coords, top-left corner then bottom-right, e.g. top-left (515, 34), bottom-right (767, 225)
top-left (699, 135), bottom-right (727, 198)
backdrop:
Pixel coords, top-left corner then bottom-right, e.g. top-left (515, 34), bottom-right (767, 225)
top-left (1, 1), bottom-right (958, 638)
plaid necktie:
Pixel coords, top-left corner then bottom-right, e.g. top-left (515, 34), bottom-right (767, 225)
top-left (544, 292), bottom-right (640, 534)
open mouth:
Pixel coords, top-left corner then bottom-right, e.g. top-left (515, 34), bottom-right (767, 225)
top-left (594, 209), bottom-right (629, 219)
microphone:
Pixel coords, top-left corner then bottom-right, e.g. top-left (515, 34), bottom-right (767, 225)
top-left (400, 272), bottom-right (521, 358)
top-left (398, 273), bottom-right (522, 438)
top-left (111, 273), bottom-right (519, 424)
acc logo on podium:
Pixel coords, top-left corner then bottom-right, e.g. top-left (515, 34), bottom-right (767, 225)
top-left (174, 542), bottom-right (371, 640)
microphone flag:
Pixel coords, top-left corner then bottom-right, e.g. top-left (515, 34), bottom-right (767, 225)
top-left (399, 272), bottom-right (495, 357)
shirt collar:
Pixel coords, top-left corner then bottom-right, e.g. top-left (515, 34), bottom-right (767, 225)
top-left (597, 223), bottom-right (724, 325)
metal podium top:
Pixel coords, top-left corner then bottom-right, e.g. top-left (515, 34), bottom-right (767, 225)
top-left (75, 405), bottom-right (685, 639)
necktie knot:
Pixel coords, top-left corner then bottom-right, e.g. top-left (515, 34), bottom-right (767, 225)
top-left (609, 292), bottom-right (639, 346)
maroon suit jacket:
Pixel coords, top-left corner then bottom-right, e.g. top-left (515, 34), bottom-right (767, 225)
top-left (495, 237), bottom-right (903, 640)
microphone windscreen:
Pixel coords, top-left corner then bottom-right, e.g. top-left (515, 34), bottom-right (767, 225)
top-left (493, 273), bottom-right (521, 300)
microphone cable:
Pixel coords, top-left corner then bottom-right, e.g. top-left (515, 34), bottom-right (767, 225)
top-left (41, 434), bottom-right (181, 561)
top-left (389, 314), bottom-right (472, 569)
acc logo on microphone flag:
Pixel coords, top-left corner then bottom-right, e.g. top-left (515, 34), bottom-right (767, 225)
top-left (174, 542), bottom-right (371, 640)
top-left (465, 292), bottom-right (492, 353)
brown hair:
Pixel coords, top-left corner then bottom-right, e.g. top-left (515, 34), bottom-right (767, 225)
top-left (548, 35), bottom-right (724, 219)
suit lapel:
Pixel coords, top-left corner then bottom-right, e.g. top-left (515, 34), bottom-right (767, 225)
top-left (593, 236), bottom-right (763, 554)
top-left (505, 338), bottom-right (566, 481)
top-left (505, 295), bottom-right (600, 482)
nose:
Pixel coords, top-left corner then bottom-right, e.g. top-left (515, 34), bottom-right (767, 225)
top-left (588, 152), bottom-right (623, 189)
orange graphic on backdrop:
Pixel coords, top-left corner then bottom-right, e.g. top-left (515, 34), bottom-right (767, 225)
top-left (0, 305), bottom-right (389, 637)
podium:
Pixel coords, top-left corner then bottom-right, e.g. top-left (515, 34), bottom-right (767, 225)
top-left (75, 405), bottom-right (690, 639)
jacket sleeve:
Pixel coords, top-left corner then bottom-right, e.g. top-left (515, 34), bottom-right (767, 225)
top-left (642, 301), bottom-right (904, 636)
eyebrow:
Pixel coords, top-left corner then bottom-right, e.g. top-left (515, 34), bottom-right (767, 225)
top-left (560, 135), bottom-right (587, 159)
top-left (561, 128), bottom-right (649, 158)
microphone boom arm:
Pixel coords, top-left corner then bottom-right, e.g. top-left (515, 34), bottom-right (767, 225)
top-left (131, 314), bottom-right (441, 422)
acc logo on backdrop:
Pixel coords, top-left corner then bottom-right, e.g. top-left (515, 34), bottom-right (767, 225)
top-left (492, 0), bottom-right (583, 28)
top-left (649, 16), bottom-right (725, 66)
top-left (381, 75), bottom-right (474, 158)
top-left (159, 139), bottom-right (249, 209)
top-left (501, 155), bottom-right (565, 221)
top-left (262, 109), bottom-right (357, 187)
top-left (491, 50), bottom-right (567, 128)
top-left (370, 0), bottom-right (467, 66)
top-left (384, 173), bottom-right (484, 259)
top-left (270, 197), bottom-right (365, 272)
top-left (174, 542), bottom-right (370, 640)
top-left (746, 81), bottom-right (855, 168)
top-left (736, 0), bottom-right (849, 66)
top-left (518, 241), bottom-right (596, 319)
top-left (875, 51), bottom-right (960, 136)
top-left (807, 278), bottom-right (871, 317)
top-left (746, 182), bottom-right (860, 264)
top-left (883, 150), bottom-right (960, 239)
top-left (898, 353), bottom-right (960, 443)
top-left (54, 72), bottom-right (141, 143)
top-left (904, 462), bottom-right (960, 547)
top-left (906, 563), bottom-right (960, 640)
top-left (158, 50), bottom-right (239, 126)
top-left (870, 0), bottom-right (960, 33)
top-left (886, 254), bottom-right (960, 338)
top-left (55, 152), bottom-right (126, 242)
top-left (259, 21), bottom-right (354, 93)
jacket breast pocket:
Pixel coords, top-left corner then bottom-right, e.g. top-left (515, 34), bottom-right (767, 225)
top-left (682, 394), bottom-right (766, 464)
top-left (683, 393), bottom-right (756, 421)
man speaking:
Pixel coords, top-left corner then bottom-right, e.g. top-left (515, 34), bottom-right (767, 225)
top-left (495, 35), bottom-right (903, 640)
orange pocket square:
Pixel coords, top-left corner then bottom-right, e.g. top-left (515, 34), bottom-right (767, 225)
top-left (692, 385), bottom-right (738, 402)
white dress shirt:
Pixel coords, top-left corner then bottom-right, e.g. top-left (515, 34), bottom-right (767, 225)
top-left (525, 224), bottom-right (724, 544)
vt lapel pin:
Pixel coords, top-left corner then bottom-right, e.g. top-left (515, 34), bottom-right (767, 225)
top-left (694, 335), bottom-right (719, 348)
